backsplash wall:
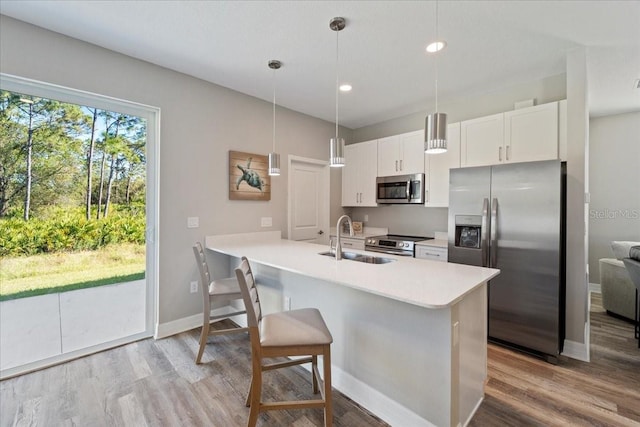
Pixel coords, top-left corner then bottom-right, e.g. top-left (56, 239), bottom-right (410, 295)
top-left (347, 206), bottom-right (448, 238)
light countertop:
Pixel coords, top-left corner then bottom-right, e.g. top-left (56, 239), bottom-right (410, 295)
top-left (416, 239), bottom-right (448, 249)
top-left (206, 231), bottom-right (499, 309)
top-left (329, 226), bottom-right (387, 239)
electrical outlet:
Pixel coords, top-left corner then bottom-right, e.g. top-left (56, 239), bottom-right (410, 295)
top-left (190, 281), bottom-right (198, 293)
top-left (261, 217), bottom-right (272, 227)
top-left (187, 216), bottom-right (199, 228)
top-left (364, 214), bottom-right (369, 222)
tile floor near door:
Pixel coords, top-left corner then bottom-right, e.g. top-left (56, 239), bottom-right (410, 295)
top-left (0, 280), bottom-right (146, 373)
top-left (1, 292), bottom-right (639, 426)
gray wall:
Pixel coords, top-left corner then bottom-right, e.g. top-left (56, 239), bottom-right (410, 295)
top-left (564, 49), bottom-right (589, 348)
top-left (0, 15), bottom-right (349, 325)
top-left (352, 73), bottom-right (567, 143)
top-left (588, 111), bottom-right (640, 282)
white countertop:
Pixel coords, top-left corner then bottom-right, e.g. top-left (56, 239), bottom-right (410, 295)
top-left (416, 239), bottom-right (448, 249)
top-left (329, 226), bottom-right (388, 239)
top-left (206, 231), bottom-right (499, 309)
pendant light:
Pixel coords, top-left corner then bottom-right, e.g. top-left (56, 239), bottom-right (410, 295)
top-left (425, 0), bottom-right (448, 154)
top-left (267, 60), bottom-right (281, 176)
top-left (329, 17), bottom-right (346, 167)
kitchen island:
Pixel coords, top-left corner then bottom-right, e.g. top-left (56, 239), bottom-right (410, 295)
top-left (206, 231), bottom-right (499, 427)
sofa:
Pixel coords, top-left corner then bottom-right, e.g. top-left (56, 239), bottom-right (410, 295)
top-left (599, 241), bottom-right (639, 321)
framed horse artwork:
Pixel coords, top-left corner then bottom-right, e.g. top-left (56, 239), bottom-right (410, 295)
top-left (229, 151), bottom-right (271, 201)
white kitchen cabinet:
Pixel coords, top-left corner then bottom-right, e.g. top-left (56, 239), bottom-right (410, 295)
top-left (342, 140), bottom-right (378, 207)
top-left (460, 112), bottom-right (504, 167)
top-left (377, 130), bottom-right (424, 176)
top-left (504, 101), bottom-right (558, 163)
top-left (424, 122), bottom-right (461, 207)
top-left (461, 102), bottom-right (560, 167)
top-left (415, 244), bottom-right (448, 262)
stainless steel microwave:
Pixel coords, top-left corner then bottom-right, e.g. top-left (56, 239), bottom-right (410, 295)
top-left (376, 173), bottom-right (425, 204)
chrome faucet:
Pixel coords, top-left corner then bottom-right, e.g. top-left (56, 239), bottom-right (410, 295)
top-left (334, 214), bottom-right (354, 260)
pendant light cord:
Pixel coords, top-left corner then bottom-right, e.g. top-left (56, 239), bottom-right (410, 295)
top-left (435, 0), bottom-right (439, 113)
top-left (272, 67), bottom-right (276, 152)
top-left (335, 26), bottom-right (339, 140)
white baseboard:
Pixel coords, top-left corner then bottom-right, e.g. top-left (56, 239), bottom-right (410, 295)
top-left (331, 364), bottom-right (435, 427)
top-left (562, 339), bottom-right (589, 362)
top-left (154, 306), bottom-right (243, 339)
top-left (589, 282), bottom-right (601, 293)
top-left (155, 313), bottom-right (201, 339)
top-left (298, 359), bottom-right (434, 426)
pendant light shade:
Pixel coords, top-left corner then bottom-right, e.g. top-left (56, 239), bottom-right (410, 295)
top-left (425, 112), bottom-right (448, 154)
top-left (268, 151), bottom-right (281, 176)
top-left (425, 0), bottom-right (448, 154)
top-left (330, 137), bottom-right (345, 166)
top-left (329, 17), bottom-right (346, 167)
top-left (268, 60), bottom-right (281, 176)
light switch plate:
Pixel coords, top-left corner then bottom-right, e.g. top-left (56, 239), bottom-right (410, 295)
top-left (261, 217), bottom-right (272, 227)
top-left (187, 217), bottom-right (199, 228)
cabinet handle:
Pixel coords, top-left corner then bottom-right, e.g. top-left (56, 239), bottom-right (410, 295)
top-left (506, 145), bottom-right (510, 161)
top-left (395, 160), bottom-right (398, 171)
top-left (499, 146), bottom-right (502, 162)
top-left (400, 159), bottom-right (403, 171)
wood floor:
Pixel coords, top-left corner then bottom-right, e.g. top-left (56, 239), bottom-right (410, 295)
top-left (2, 293), bottom-right (639, 426)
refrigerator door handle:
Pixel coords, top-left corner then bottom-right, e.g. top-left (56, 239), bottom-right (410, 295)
top-left (490, 197), bottom-right (498, 267)
top-left (482, 198), bottom-right (489, 267)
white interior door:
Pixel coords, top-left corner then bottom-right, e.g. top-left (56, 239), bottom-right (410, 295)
top-left (288, 156), bottom-right (329, 244)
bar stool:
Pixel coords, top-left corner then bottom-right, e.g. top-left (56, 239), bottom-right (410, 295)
top-left (193, 242), bottom-right (248, 364)
top-left (234, 256), bottom-right (333, 427)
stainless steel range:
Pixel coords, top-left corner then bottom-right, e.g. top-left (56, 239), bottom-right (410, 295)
top-left (365, 234), bottom-right (432, 257)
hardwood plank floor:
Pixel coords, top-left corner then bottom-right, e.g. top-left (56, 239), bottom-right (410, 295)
top-left (1, 292), bottom-right (638, 426)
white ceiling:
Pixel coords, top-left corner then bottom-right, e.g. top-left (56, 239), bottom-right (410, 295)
top-left (2, 1), bottom-right (639, 128)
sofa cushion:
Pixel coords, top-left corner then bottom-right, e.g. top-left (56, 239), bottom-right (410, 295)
top-left (611, 241), bottom-right (640, 260)
top-left (599, 258), bottom-right (636, 320)
top-left (630, 245), bottom-right (640, 261)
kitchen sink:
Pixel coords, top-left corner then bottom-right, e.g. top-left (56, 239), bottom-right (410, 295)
top-left (318, 251), bottom-right (396, 264)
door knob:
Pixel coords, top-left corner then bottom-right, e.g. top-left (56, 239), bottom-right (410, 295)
top-left (318, 230), bottom-right (324, 235)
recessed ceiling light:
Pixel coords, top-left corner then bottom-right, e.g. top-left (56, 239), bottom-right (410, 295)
top-left (339, 84), bottom-right (352, 92)
top-left (426, 41), bottom-right (447, 53)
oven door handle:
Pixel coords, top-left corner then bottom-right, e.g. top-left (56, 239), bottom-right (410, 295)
top-left (365, 247), bottom-right (412, 257)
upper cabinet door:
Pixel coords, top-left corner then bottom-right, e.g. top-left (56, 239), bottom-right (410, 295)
top-left (461, 113), bottom-right (504, 167)
top-left (425, 122), bottom-right (461, 207)
top-left (341, 144), bottom-right (359, 207)
top-left (504, 102), bottom-right (558, 163)
top-left (341, 140), bottom-right (378, 207)
top-left (377, 132), bottom-right (424, 176)
top-left (377, 135), bottom-right (401, 176)
top-left (400, 130), bottom-right (425, 175)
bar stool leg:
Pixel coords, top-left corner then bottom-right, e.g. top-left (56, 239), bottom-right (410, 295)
top-left (323, 346), bottom-right (333, 427)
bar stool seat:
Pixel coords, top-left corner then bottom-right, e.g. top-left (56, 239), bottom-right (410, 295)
top-left (261, 308), bottom-right (332, 347)
top-left (235, 256), bottom-right (334, 427)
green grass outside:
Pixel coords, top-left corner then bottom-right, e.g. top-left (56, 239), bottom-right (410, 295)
top-left (0, 243), bottom-right (146, 301)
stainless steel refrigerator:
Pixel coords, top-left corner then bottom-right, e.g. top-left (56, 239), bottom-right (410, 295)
top-left (448, 160), bottom-right (565, 363)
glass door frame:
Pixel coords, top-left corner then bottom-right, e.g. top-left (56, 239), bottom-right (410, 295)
top-left (0, 73), bottom-right (159, 379)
